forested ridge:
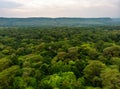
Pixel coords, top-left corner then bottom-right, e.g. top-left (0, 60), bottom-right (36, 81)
top-left (0, 17), bottom-right (120, 27)
top-left (0, 26), bottom-right (120, 89)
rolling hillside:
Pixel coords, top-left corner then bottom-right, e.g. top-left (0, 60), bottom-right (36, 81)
top-left (0, 17), bottom-right (119, 27)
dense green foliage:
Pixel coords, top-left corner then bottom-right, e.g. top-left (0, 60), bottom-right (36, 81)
top-left (0, 26), bottom-right (120, 89)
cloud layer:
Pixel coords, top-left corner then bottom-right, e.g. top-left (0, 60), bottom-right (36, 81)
top-left (0, 0), bottom-right (120, 17)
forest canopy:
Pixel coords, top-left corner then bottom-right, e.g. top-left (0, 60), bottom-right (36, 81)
top-left (0, 26), bottom-right (120, 89)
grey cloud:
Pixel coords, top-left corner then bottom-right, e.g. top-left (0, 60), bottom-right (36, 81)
top-left (0, 0), bottom-right (22, 9)
top-left (0, 0), bottom-right (119, 17)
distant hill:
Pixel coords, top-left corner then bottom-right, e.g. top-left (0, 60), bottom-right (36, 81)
top-left (0, 17), bottom-right (119, 27)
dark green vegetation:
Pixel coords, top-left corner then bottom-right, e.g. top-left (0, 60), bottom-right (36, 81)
top-left (0, 17), bottom-right (120, 27)
top-left (0, 26), bottom-right (120, 89)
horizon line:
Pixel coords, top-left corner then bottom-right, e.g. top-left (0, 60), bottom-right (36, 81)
top-left (0, 17), bottom-right (120, 19)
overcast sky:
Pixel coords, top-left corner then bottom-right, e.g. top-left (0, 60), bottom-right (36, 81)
top-left (0, 0), bottom-right (120, 18)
